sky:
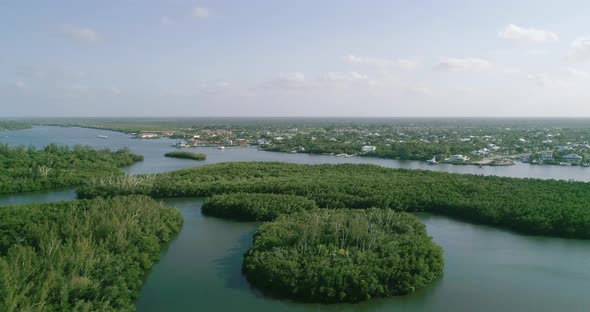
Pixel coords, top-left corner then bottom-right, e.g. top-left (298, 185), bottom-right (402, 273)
top-left (1, 0), bottom-right (590, 117)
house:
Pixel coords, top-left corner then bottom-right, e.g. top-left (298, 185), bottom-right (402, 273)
top-left (563, 154), bottom-right (583, 163)
top-left (449, 155), bottom-right (469, 162)
top-left (539, 151), bottom-right (554, 161)
top-left (257, 138), bottom-right (270, 146)
top-left (361, 145), bottom-right (377, 153)
top-left (471, 148), bottom-right (489, 156)
top-left (486, 144), bottom-right (500, 151)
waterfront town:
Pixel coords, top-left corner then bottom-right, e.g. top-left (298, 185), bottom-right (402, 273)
top-left (132, 121), bottom-right (590, 167)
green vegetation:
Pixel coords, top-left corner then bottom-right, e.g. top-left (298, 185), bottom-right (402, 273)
top-left (78, 162), bottom-right (590, 238)
top-left (202, 192), bottom-right (318, 221)
top-left (164, 151), bottom-right (206, 161)
top-left (243, 208), bottom-right (443, 303)
top-left (0, 121), bottom-right (31, 131)
top-left (0, 196), bottom-right (183, 311)
top-left (21, 118), bottom-right (590, 165)
top-left (0, 144), bottom-right (143, 194)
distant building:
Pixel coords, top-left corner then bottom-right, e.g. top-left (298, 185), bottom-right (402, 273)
top-left (449, 155), bottom-right (469, 162)
top-left (563, 154), bottom-right (583, 163)
top-left (471, 147), bottom-right (490, 156)
top-left (539, 151), bottom-right (554, 161)
top-left (361, 145), bottom-right (377, 153)
top-left (257, 138), bottom-right (270, 146)
top-left (486, 144), bottom-right (500, 151)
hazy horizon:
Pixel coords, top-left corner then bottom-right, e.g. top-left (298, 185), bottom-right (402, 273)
top-left (2, 0), bottom-right (590, 117)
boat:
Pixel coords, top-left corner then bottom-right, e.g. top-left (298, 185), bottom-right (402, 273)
top-left (173, 141), bottom-right (187, 148)
top-left (97, 135), bottom-right (109, 139)
top-left (336, 153), bottom-right (347, 157)
top-left (426, 156), bottom-right (437, 165)
top-left (218, 146), bottom-right (225, 150)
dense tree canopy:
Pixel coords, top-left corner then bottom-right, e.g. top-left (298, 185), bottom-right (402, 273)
top-left (201, 192), bottom-right (318, 221)
top-left (78, 162), bottom-right (590, 239)
top-left (0, 144), bottom-right (143, 194)
top-left (0, 122), bottom-right (31, 131)
top-left (0, 195), bottom-right (183, 311)
top-left (243, 209), bottom-right (443, 303)
top-left (164, 151), bottom-right (206, 161)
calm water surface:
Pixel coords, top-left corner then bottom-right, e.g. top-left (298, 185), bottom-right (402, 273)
top-left (1, 126), bottom-right (590, 311)
top-left (2, 125), bottom-right (590, 180)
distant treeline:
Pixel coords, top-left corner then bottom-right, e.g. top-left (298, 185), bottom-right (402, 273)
top-left (164, 151), bottom-right (206, 161)
top-left (0, 144), bottom-right (143, 194)
top-left (18, 117), bottom-right (590, 130)
top-left (0, 121), bottom-right (31, 131)
top-left (0, 196), bottom-right (183, 311)
top-left (78, 162), bottom-right (590, 239)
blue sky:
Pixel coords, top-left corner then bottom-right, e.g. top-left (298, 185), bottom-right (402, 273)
top-left (2, 0), bottom-right (590, 117)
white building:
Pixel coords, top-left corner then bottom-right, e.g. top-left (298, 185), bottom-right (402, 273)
top-left (539, 151), bottom-right (554, 161)
top-left (486, 144), bottom-right (500, 151)
top-left (449, 155), bottom-right (470, 162)
top-left (471, 148), bottom-right (489, 156)
top-left (361, 145), bottom-right (377, 153)
top-left (563, 154), bottom-right (583, 163)
top-left (257, 138), bottom-right (270, 145)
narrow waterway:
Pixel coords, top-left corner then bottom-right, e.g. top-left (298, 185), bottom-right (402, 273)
top-left (2, 126), bottom-right (590, 311)
top-left (2, 125), bottom-right (590, 180)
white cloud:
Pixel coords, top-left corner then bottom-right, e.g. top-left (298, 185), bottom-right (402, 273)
top-left (569, 37), bottom-right (590, 62)
top-left (435, 57), bottom-right (493, 72)
top-left (524, 49), bottom-right (549, 56)
top-left (277, 72), bottom-right (305, 82)
top-left (344, 55), bottom-right (419, 70)
top-left (268, 72), bottom-right (307, 89)
top-left (56, 24), bottom-right (101, 43)
top-left (527, 74), bottom-right (552, 87)
top-left (110, 86), bottom-right (122, 95)
top-left (160, 16), bottom-right (173, 26)
top-left (15, 80), bottom-right (27, 90)
top-left (405, 86), bottom-right (433, 96)
top-left (498, 24), bottom-right (559, 43)
top-left (321, 71), bottom-right (368, 82)
top-left (193, 7), bottom-right (210, 19)
top-left (565, 67), bottom-right (590, 79)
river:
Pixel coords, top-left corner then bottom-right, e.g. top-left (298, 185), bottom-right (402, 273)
top-left (1, 126), bottom-right (590, 311)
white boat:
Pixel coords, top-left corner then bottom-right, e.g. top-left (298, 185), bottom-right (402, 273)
top-left (97, 135), bottom-right (109, 139)
top-left (173, 141), bottom-right (187, 148)
top-left (426, 157), bottom-right (437, 165)
top-left (218, 146), bottom-right (225, 150)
